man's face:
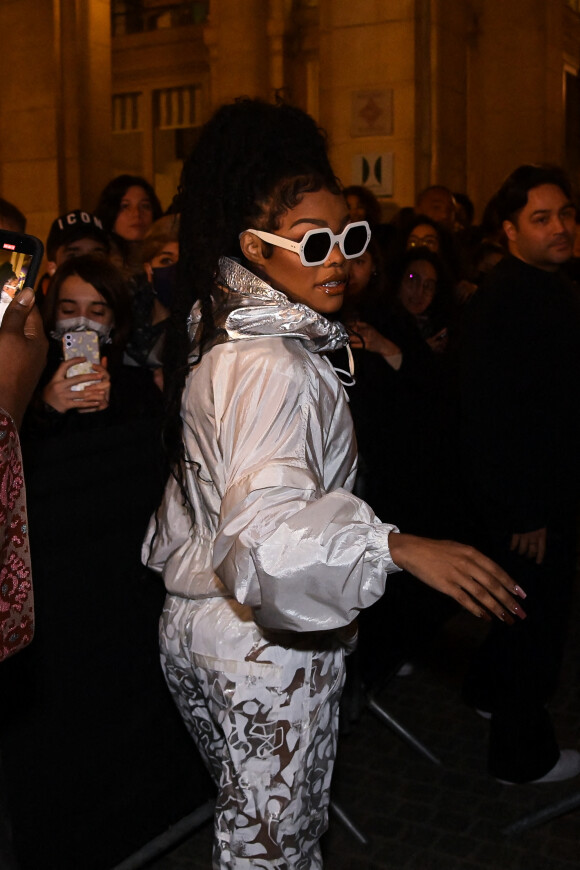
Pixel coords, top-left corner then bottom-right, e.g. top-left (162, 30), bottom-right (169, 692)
top-left (415, 189), bottom-right (456, 230)
top-left (503, 184), bottom-right (576, 271)
top-left (48, 236), bottom-right (109, 275)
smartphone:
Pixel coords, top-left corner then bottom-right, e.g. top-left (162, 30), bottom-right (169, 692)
top-left (63, 330), bottom-right (101, 391)
top-left (0, 230), bottom-right (44, 325)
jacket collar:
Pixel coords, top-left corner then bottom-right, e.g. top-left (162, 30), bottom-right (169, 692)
top-left (188, 257), bottom-right (348, 357)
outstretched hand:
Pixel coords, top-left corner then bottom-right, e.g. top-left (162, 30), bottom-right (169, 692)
top-left (388, 532), bottom-right (527, 624)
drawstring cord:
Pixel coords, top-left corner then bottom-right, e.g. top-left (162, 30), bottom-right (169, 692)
top-left (326, 342), bottom-right (356, 390)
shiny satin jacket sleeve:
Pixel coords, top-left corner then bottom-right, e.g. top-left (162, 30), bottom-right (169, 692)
top-left (189, 336), bottom-right (400, 633)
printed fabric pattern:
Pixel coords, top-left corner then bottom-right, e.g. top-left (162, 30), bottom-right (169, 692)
top-left (161, 595), bottom-right (345, 870)
top-left (0, 411), bottom-right (34, 661)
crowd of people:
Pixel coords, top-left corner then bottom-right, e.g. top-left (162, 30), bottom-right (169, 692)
top-left (1, 98), bottom-right (579, 869)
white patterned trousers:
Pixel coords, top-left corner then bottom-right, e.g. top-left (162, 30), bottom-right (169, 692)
top-left (160, 594), bottom-right (345, 869)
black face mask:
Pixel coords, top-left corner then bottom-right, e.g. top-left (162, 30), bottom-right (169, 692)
top-left (151, 261), bottom-right (178, 309)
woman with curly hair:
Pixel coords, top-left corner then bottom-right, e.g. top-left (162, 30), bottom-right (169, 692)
top-left (144, 98), bottom-right (525, 869)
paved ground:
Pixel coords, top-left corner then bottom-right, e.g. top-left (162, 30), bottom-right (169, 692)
top-left (143, 588), bottom-right (580, 870)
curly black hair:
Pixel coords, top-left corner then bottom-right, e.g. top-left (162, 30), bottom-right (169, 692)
top-left (163, 97), bottom-right (341, 485)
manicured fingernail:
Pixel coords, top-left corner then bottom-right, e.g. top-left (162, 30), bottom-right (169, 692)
top-left (499, 611), bottom-right (507, 622)
top-left (17, 287), bottom-right (34, 306)
top-left (513, 585), bottom-right (527, 599)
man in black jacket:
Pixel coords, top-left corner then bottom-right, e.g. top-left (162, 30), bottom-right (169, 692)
top-left (460, 164), bottom-right (580, 784)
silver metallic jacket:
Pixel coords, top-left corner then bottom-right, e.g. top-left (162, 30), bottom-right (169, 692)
top-left (143, 257), bottom-right (400, 633)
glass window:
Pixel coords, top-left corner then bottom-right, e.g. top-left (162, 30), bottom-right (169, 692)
top-left (111, 1), bottom-right (209, 36)
top-left (153, 86), bottom-right (202, 206)
top-left (112, 92), bottom-right (144, 176)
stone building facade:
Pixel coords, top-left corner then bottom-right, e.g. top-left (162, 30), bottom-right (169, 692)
top-left (1, 0), bottom-right (580, 242)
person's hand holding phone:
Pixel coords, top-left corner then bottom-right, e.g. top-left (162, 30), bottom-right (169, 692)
top-left (42, 356), bottom-right (110, 414)
top-left (0, 288), bottom-right (48, 428)
top-left (80, 359), bottom-right (110, 413)
top-left (426, 327), bottom-right (449, 353)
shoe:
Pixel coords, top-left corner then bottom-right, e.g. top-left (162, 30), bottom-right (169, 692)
top-left (532, 750), bottom-right (580, 783)
top-left (497, 750), bottom-right (580, 785)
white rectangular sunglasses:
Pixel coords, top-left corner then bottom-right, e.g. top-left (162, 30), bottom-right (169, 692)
top-left (244, 221), bottom-right (371, 267)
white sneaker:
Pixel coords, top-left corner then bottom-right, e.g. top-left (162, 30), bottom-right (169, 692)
top-left (532, 750), bottom-right (580, 784)
top-left (497, 749), bottom-right (580, 785)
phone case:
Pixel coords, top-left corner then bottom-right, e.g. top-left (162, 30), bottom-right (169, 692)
top-left (0, 229), bottom-right (44, 326)
top-left (63, 331), bottom-right (101, 391)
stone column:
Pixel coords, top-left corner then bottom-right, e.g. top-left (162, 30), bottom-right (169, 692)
top-left (318, 0), bottom-right (416, 212)
top-left (70, 0), bottom-right (113, 212)
top-left (267, 0), bottom-right (288, 97)
top-left (0, 0), bottom-right (61, 238)
top-left (466, 0), bottom-right (564, 215)
top-left (0, 0), bottom-right (111, 242)
top-left (429, 0), bottom-right (470, 193)
top-left (203, 0), bottom-right (270, 110)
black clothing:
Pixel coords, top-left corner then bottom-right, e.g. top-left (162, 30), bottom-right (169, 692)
top-left (348, 308), bottom-right (461, 537)
top-left (337, 306), bottom-right (464, 686)
top-left (23, 338), bottom-right (163, 439)
top-left (459, 254), bottom-right (580, 782)
top-left (461, 255), bottom-right (580, 536)
top-left (124, 273), bottom-right (168, 368)
top-left (2, 347), bottom-right (211, 869)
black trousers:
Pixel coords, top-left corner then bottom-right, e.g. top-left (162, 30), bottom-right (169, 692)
top-left (0, 751), bottom-right (18, 870)
top-left (462, 523), bottom-right (576, 783)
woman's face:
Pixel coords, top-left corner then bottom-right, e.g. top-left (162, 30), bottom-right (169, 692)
top-left (113, 185), bottom-right (155, 241)
top-left (253, 188), bottom-right (351, 315)
top-left (144, 241), bottom-right (179, 284)
top-left (346, 194), bottom-right (366, 223)
top-left (347, 251), bottom-right (375, 299)
top-left (56, 275), bottom-right (114, 326)
top-left (398, 259), bottom-right (437, 316)
top-left (148, 241), bottom-right (179, 270)
top-left (2, 278), bottom-right (19, 298)
top-left (407, 223), bottom-right (440, 253)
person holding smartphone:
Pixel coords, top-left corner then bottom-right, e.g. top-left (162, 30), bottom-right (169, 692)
top-left (22, 255), bottom-right (127, 426)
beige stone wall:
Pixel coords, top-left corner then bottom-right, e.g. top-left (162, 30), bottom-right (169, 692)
top-left (74, 0), bottom-right (113, 212)
top-left (0, 0), bottom-right (60, 240)
top-left (0, 0), bottom-right (578, 239)
top-left (429, 0), bottom-right (470, 194)
top-left (465, 0), bottom-right (566, 218)
top-left (318, 0), bottom-right (417, 215)
top-left (112, 23), bottom-right (209, 201)
top-left (0, 0), bottom-right (111, 246)
top-left (203, 0), bottom-right (270, 108)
